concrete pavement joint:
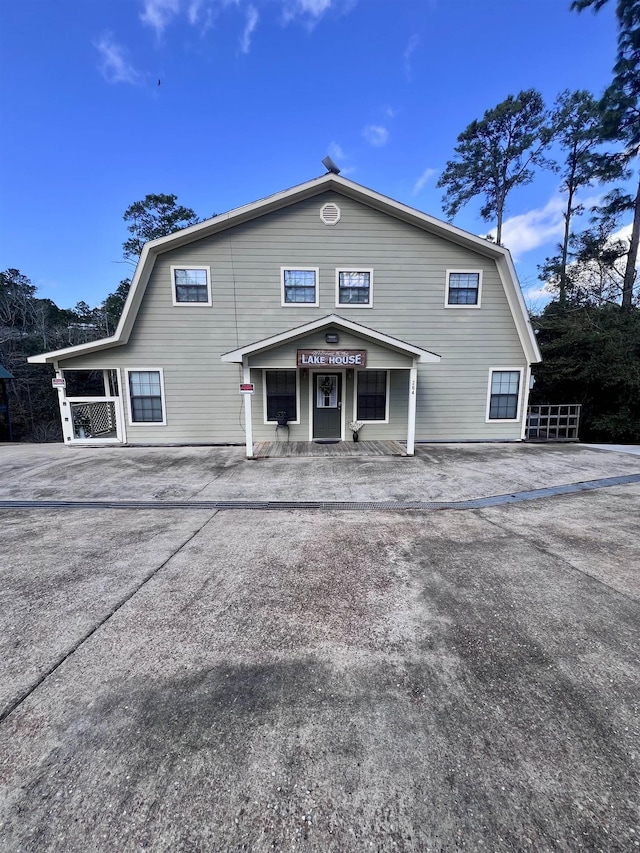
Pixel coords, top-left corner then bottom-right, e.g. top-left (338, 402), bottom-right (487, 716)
top-left (0, 509), bottom-right (220, 724)
top-left (477, 510), bottom-right (640, 605)
top-left (0, 473), bottom-right (639, 512)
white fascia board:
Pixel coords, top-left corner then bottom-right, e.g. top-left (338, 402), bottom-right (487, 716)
top-left (221, 314), bottom-right (440, 364)
top-left (28, 244), bottom-right (156, 364)
top-left (495, 254), bottom-right (542, 364)
top-left (27, 336), bottom-right (122, 364)
top-left (138, 173), bottom-right (505, 262)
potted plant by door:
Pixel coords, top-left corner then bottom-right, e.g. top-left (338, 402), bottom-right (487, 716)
top-left (349, 420), bottom-right (365, 442)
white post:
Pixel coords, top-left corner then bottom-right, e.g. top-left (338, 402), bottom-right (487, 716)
top-left (243, 359), bottom-right (254, 458)
top-left (521, 364), bottom-right (533, 440)
top-left (406, 365), bottom-right (418, 456)
top-left (54, 363), bottom-right (74, 444)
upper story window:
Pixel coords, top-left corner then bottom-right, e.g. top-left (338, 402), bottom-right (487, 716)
top-left (171, 266), bottom-right (212, 306)
top-left (446, 270), bottom-right (482, 307)
top-left (486, 369), bottom-right (522, 421)
top-left (281, 268), bottom-right (319, 306)
top-left (336, 269), bottom-right (373, 308)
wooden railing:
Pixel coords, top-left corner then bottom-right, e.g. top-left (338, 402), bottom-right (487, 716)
top-left (526, 404), bottom-right (581, 441)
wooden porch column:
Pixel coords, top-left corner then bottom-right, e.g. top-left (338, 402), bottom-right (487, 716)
top-left (53, 363), bottom-right (74, 444)
top-left (243, 359), bottom-right (254, 458)
top-left (406, 365), bottom-right (418, 456)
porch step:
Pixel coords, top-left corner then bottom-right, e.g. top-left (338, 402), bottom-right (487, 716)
top-left (252, 440), bottom-right (408, 458)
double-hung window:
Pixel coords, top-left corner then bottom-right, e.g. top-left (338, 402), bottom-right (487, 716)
top-left (127, 369), bottom-right (166, 424)
top-left (171, 266), bottom-right (212, 305)
top-left (356, 370), bottom-right (388, 421)
top-left (264, 370), bottom-right (298, 422)
top-left (487, 369), bottom-right (522, 421)
top-left (336, 269), bottom-right (373, 307)
top-left (446, 270), bottom-right (482, 306)
top-left (281, 268), bottom-right (319, 306)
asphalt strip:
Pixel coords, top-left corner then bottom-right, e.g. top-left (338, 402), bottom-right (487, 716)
top-left (1, 473), bottom-right (639, 511)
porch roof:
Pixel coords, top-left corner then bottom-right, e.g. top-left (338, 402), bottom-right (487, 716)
top-left (220, 314), bottom-right (441, 364)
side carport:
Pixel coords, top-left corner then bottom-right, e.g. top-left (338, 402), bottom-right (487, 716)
top-left (221, 314), bottom-right (440, 458)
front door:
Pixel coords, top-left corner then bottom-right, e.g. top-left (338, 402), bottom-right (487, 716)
top-left (313, 373), bottom-right (342, 439)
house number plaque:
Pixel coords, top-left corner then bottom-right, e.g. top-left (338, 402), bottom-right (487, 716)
top-left (297, 349), bottom-right (367, 367)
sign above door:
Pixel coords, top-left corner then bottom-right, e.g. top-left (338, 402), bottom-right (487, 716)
top-left (297, 349), bottom-right (367, 367)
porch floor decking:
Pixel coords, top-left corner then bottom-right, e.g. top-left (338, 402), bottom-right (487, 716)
top-left (253, 439), bottom-right (408, 458)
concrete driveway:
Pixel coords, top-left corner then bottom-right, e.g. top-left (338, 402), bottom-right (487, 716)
top-left (1, 443), bottom-right (639, 852)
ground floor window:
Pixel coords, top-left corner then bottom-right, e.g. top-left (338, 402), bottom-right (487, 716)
top-left (487, 369), bottom-right (521, 420)
top-left (127, 370), bottom-right (165, 424)
top-left (265, 370), bottom-right (297, 422)
top-left (356, 370), bottom-right (388, 421)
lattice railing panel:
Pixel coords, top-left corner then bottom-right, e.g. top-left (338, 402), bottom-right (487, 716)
top-left (71, 401), bottom-right (117, 439)
top-left (526, 404), bottom-right (581, 441)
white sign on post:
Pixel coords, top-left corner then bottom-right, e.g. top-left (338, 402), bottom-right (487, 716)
top-left (52, 378), bottom-right (66, 388)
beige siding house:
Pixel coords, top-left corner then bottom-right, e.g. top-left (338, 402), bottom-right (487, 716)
top-left (29, 173), bottom-right (541, 456)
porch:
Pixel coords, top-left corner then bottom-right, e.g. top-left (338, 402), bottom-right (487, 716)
top-left (253, 439), bottom-right (409, 458)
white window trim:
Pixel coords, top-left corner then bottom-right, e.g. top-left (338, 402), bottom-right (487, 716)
top-left (335, 268), bottom-right (374, 309)
top-left (125, 368), bottom-right (167, 427)
top-left (485, 367), bottom-right (524, 423)
top-left (445, 269), bottom-right (483, 309)
top-left (280, 267), bottom-right (320, 308)
top-left (262, 369), bottom-right (301, 424)
top-left (353, 369), bottom-right (390, 424)
top-left (171, 265), bottom-right (212, 307)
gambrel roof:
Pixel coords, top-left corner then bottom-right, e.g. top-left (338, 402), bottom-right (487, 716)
top-left (29, 173), bottom-right (541, 364)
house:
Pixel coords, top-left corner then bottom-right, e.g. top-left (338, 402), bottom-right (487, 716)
top-left (28, 172), bottom-right (541, 456)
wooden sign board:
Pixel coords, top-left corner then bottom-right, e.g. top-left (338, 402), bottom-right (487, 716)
top-left (297, 349), bottom-right (367, 367)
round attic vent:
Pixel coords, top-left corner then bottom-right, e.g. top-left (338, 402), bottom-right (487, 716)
top-left (320, 202), bottom-right (341, 225)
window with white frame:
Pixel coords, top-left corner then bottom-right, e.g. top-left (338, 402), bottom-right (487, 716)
top-left (171, 266), bottom-right (211, 305)
top-left (487, 370), bottom-right (521, 420)
top-left (336, 269), bottom-right (373, 307)
top-left (356, 370), bottom-right (388, 421)
top-left (281, 268), bottom-right (319, 306)
top-left (127, 370), bottom-right (165, 423)
top-left (446, 271), bottom-right (482, 306)
top-left (265, 370), bottom-right (297, 422)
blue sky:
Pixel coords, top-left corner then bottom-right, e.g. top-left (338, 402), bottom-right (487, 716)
top-left (0, 0), bottom-right (623, 312)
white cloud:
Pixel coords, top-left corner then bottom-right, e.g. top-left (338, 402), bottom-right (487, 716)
top-left (240, 5), bottom-right (259, 53)
top-left (325, 142), bottom-right (356, 175)
top-left (140, 0), bottom-right (182, 37)
top-left (404, 34), bottom-right (419, 80)
top-left (328, 141), bottom-right (346, 161)
top-left (362, 124), bottom-right (389, 147)
top-left (495, 195), bottom-right (566, 258)
top-left (95, 34), bottom-right (143, 85)
top-left (283, 0), bottom-right (333, 20)
top-left (187, 0), bottom-right (203, 24)
top-left (413, 167), bottom-right (436, 195)
top-left (281, 0), bottom-right (357, 26)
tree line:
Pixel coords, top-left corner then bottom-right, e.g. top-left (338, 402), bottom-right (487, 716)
top-left (0, 195), bottom-right (202, 439)
top-left (1, 0), bottom-right (638, 442)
